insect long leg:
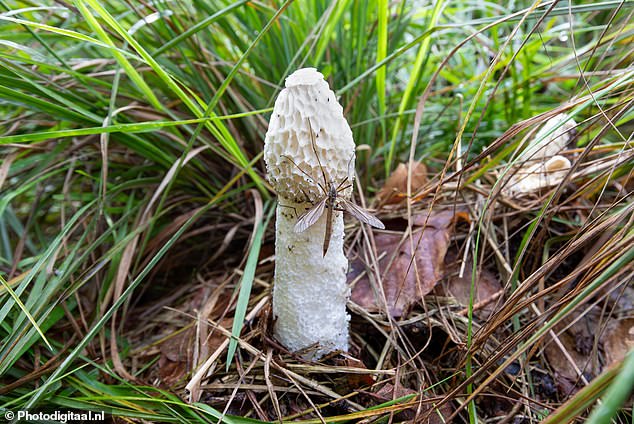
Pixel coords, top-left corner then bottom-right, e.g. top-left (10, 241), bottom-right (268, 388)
top-left (280, 154), bottom-right (327, 195)
top-left (278, 202), bottom-right (300, 218)
top-left (299, 188), bottom-right (313, 205)
top-left (335, 177), bottom-right (350, 191)
top-left (336, 183), bottom-right (353, 193)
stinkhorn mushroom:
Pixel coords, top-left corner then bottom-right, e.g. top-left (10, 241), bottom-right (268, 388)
top-left (263, 68), bottom-right (383, 359)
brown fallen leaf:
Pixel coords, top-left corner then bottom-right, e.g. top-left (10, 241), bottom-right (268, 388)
top-left (375, 382), bottom-right (418, 400)
top-left (374, 383), bottom-right (418, 421)
top-left (159, 327), bottom-right (195, 386)
top-left (374, 384), bottom-right (452, 423)
top-left (435, 251), bottom-right (502, 319)
top-left (378, 162), bottom-right (427, 205)
top-left (602, 318), bottom-right (634, 368)
top-left (554, 370), bottom-right (579, 398)
top-left (544, 310), bottom-right (634, 399)
top-left (544, 310), bottom-right (601, 383)
top-left (332, 356), bottom-right (375, 391)
top-left (350, 209), bottom-right (469, 317)
top-left (158, 317), bottom-right (232, 386)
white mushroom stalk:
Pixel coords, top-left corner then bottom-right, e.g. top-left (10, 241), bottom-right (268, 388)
top-left (264, 68), bottom-right (380, 359)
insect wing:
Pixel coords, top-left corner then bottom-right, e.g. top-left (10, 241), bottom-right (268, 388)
top-left (294, 197), bottom-right (327, 233)
top-left (341, 199), bottom-right (385, 229)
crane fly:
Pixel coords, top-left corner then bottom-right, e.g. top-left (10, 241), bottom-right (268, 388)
top-left (283, 119), bottom-right (385, 257)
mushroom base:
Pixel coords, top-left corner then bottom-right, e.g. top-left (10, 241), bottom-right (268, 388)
top-left (272, 200), bottom-right (350, 360)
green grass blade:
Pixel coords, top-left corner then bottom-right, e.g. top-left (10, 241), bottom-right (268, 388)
top-left (74, 0), bottom-right (163, 111)
top-left (22, 202), bottom-right (212, 409)
top-left (386, 0), bottom-right (444, 176)
top-left (586, 349), bottom-right (634, 423)
top-left (376, 0), bottom-right (387, 119)
top-left (0, 198), bottom-right (93, 332)
top-left (79, 0), bottom-right (266, 191)
top-left (226, 202), bottom-right (274, 371)
top-left (0, 112), bottom-right (269, 145)
top-left (0, 84), bottom-right (93, 123)
top-left (313, 0), bottom-right (351, 64)
top-left (0, 14), bottom-right (137, 58)
top-left (153, 0), bottom-right (249, 56)
top-left (0, 274), bottom-right (52, 351)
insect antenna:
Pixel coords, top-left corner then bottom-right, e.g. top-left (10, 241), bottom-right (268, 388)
top-left (307, 118), bottom-right (329, 189)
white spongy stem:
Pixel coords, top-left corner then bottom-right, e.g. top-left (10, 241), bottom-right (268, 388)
top-left (272, 200), bottom-right (349, 359)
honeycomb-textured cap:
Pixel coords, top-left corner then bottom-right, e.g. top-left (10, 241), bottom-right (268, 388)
top-left (264, 68), bottom-right (355, 203)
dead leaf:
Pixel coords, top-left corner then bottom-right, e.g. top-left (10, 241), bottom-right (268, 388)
top-left (435, 251), bottom-right (502, 318)
top-left (375, 382), bottom-right (418, 400)
top-left (554, 371), bottom-right (579, 397)
top-left (544, 310), bottom-right (634, 400)
top-left (602, 318), bottom-right (634, 367)
top-left (544, 311), bottom-right (601, 383)
top-left (501, 113), bottom-right (576, 196)
top-left (374, 384), bottom-right (452, 423)
top-left (378, 162), bottom-right (427, 205)
top-left (350, 209), bottom-right (468, 317)
top-left (503, 155), bottom-right (571, 196)
top-left (158, 317), bottom-right (232, 386)
top-left (159, 328), bottom-right (195, 386)
top-left (332, 357), bottom-right (375, 391)
top-left (521, 113), bottom-right (577, 161)
top-left (374, 383), bottom-right (418, 421)
top-left (205, 317), bottom-right (234, 353)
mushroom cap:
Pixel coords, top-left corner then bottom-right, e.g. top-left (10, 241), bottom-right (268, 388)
top-left (522, 113), bottom-right (577, 161)
top-left (264, 68), bottom-right (355, 203)
top-left (505, 155), bottom-right (571, 195)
